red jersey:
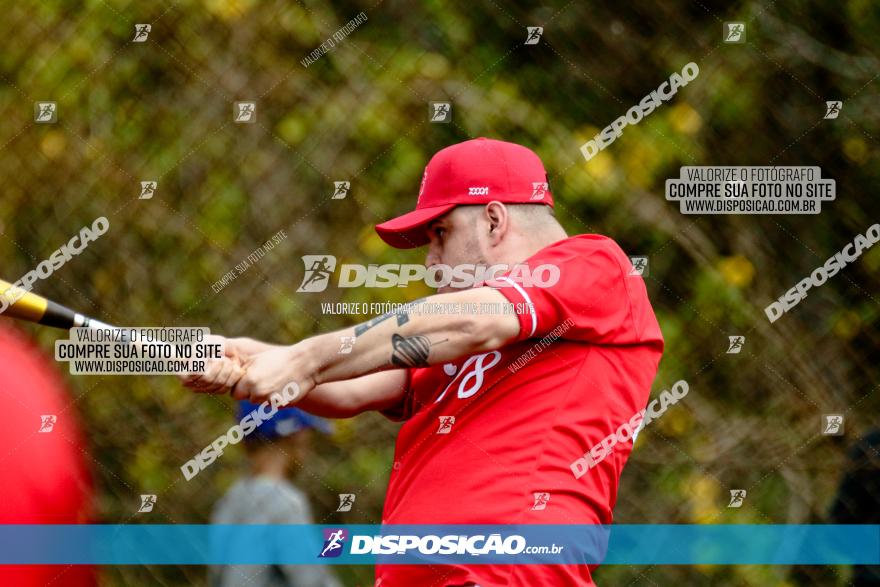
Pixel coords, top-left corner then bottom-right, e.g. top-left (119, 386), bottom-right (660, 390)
top-left (0, 325), bottom-right (95, 586)
top-left (376, 234), bottom-right (663, 587)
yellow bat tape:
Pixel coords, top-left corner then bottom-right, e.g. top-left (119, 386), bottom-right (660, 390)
top-left (0, 277), bottom-right (111, 330)
top-left (0, 278), bottom-right (49, 323)
top-left (1, 278), bottom-right (233, 378)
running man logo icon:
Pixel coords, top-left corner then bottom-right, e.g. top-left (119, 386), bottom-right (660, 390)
top-left (34, 102), bottom-right (57, 123)
top-left (139, 181), bottom-right (157, 200)
top-left (234, 102), bottom-right (256, 123)
top-left (339, 336), bottom-right (356, 354)
top-left (319, 529), bottom-right (348, 558)
top-left (724, 22), bottom-right (746, 43)
top-left (297, 255), bottom-right (337, 292)
top-left (429, 102), bottom-right (452, 123)
top-left (337, 493), bottom-right (356, 512)
top-left (525, 27), bottom-right (543, 45)
top-left (132, 24), bottom-right (151, 42)
top-left (332, 181), bottom-right (350, 200)
top-left (531, 492), bottom-right (550, 511)
top-left (38, 415), bottom-right (57, 433)
top-left (824, 101), bottom-right (842, 119)
top-left (531, 182), bottom-right (549, 201)
top-left (728, 489), bottom-right (746, 508)
top-left (822, 414), bottom-right (844, 436)
top-left (138, 494), bottom-right (157, 513)
top-left (436, 416), bottom-right (455, 434)
top-left (727, 336), bottom-right (745, 354)
top-left (628, 256), bottom-right (648, 276)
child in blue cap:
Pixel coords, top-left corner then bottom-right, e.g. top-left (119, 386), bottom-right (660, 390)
top-left (210, 402), bottom-right (341, 587)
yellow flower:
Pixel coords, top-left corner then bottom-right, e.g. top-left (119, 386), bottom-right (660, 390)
top-left (834, 310), bottom-right (861, 340)
top-left (670, 103), bottom-right (702, 134)
top-left (843, 137), bottom-right (867, 164)
top-left (420, 54), bottom-right (450, 79)
top-left (203, 0), bottom-right (256, 21)
top-left (688, 474), bottom-right (721, 523)
top-left (359, 227), bottom-right (387, 258)
top-left (40, 131), bottom-right (66, 159)
top-left (584, 150), bottom-right (615, 182)
top-left (717, 255), bottom-right (754, 288)
top-left (656, 406), bottom-right (691, 437)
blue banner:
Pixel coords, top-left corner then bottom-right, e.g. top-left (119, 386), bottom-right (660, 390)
top-left (0, 525), bottom-right (877, 565)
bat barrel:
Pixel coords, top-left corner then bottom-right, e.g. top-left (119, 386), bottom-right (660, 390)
top-left (1, 278), bottom-right (118, 331)
top-left (2, 279), bottom-right (185, 359)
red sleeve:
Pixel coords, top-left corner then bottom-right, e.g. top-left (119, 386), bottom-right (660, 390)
top-left (492, 235), bottom-right (663, 347)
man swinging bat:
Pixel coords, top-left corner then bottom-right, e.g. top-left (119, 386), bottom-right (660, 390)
top-left (183, 138), bottom-right (664, 586)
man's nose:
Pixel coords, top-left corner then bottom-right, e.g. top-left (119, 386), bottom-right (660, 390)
top-left (425, 243), bottom-right (441, 268)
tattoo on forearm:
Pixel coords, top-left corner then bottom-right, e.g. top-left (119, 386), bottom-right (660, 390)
top-left (355, 308), bottom-right (411, 337)
top-left (390, 333), bottom-right (446, 367)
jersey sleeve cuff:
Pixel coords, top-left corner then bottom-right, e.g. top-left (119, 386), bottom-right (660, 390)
top-left (492, 278), bottom-right (537, 341)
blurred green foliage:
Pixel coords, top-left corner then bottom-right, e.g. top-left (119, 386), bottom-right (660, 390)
top-left (1, 0), bottom-right (878, 585)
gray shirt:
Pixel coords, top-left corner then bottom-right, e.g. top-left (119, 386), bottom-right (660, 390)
top-left (210, 476), bottom-right (343, 587)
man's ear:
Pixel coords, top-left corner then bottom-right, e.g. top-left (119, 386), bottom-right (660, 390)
top-left (484, 201), bottom-right (508, 241)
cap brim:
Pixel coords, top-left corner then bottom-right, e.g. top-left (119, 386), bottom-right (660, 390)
top-left (375, 204), bottom-right (457, 249)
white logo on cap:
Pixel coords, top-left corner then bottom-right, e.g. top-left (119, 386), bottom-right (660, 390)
top-left (531, 182), bottom-right (548, 200)
top-left (468, 186), bottom-right (489, 196)
top-left (417, 170), bottom-right (428, 204)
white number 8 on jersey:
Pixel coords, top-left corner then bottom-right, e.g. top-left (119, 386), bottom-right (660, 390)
top-left (435, 351), bottom-right (502, 403)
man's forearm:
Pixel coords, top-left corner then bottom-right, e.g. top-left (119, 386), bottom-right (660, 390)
top-left (229, 337), bottom-right (284, 355)
top-left (293, 371), bottom-right (409, 418)
top-left (217, 287), bottom-right (520, 407)
top-left (292, 376), bottom-right (375, 418)
top-left (304, 287), bottom-right (519, 386)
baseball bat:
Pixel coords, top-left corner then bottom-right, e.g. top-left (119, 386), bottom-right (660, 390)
top-left (1, 278), bottom-right (240, 378)
top-left (0, 278), bottom-right (115, 331)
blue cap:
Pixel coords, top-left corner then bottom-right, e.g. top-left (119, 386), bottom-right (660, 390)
top-left (237, 400), bottom-right (333, 440)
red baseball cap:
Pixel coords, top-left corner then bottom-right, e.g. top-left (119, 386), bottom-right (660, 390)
top-left (375, 137), bottom-right (554, 249)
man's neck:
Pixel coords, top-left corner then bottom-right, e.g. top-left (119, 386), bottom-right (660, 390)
top-left (504, 226), bottom-right (569, 266)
